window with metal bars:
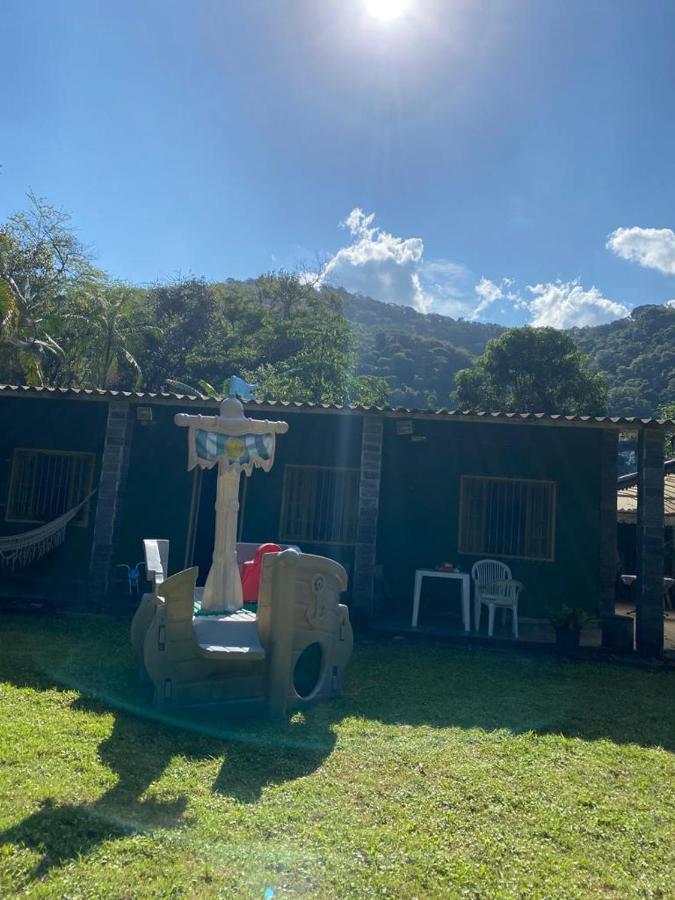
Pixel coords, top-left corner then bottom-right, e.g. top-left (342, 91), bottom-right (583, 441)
top-left (279, 465), bottom-right (359, 545)
top-left (6, 449), bottom-right (95, 527)
top-left (458, 475), bottom-right (556, 561)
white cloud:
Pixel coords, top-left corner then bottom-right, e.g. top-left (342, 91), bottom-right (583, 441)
top-left (527, 281), bottom-right (630, 328)
top-left (319, 208), bottom-right (476, 315)
top-left (320, 208), bottom-right (428, 310)
top-left (607, 226), bottom-right (675, 275)
top-left (470, 276), bottom-right (528, 319)
top-left (417, 259), bottom-right (477, 317)
top-left (665, 299), bottom-right (675, 309)
top-left (318, 209), bottom-right (632, 328)
top-left (474, 276), bottom-right (504, 307)
top-left (471, 277), bottom-right (507, 321)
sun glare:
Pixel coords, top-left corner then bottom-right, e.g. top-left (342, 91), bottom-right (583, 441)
top-left (364, 0), bottom-right (411, 22)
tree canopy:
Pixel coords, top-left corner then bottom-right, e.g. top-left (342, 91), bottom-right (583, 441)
top-left (453, 327), bottom-right (608, 415)
top-left (0, 194), bottom-right (103, 385)
top-left (573, 305), bottom-right (675, 415)
top-left (1, 195), bottom-right (672, 416)
top-left (0, 197), bottom-right (388, 404)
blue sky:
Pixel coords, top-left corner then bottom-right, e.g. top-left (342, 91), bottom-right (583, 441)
top-left (3, 0), bottom-right (675, 327)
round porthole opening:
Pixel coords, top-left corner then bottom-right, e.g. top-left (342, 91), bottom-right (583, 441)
top-left (293, 642), bottom-right (323, 698)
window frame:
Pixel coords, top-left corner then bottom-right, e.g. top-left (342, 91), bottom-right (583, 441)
top-left (458, 474), bottom-right (557, 563)
top-left (5, 447), bottom-right (96, 528)
top-left (278, 463), bottom-right (360, 546)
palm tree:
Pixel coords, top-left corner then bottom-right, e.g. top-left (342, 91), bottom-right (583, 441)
top-left (0, 194), bottom-right (100, 385)
top-left (83, 287), bottom-right (149, 389)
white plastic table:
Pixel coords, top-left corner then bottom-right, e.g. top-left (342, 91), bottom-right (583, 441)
top-left (411, 569), bottom-right (471, 631)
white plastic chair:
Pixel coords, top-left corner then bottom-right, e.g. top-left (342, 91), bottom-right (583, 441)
top-left (471, 559), bottom-right (523, 639)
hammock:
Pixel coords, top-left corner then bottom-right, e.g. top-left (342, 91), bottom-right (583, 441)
top-left (0, 493), bottom-right (95, 571)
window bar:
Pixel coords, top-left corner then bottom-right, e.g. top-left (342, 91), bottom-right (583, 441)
top-left (321, 469), bottom-right (330, 542)
top-left (508, 484), bottom-right (516, 554)
top-left (55, 454), bottom-right (64, 518)
top-left (502, 481), bottom-right (513, 560)
top-left (335, 472), bottom-right (345, 543)
top-left (309, 468), bottom-right (319, 542)
top-left (295, 468), bottom-right (306, 539)
top-left (37, 453), bottom-right (48, 519)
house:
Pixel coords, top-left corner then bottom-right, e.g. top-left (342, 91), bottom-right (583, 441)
top-left (617, 459), bottom-right (675, 527)
top-left (0, 384), bottom-right (669, 656)
top-left (616, 458), bottom-right (675, 597)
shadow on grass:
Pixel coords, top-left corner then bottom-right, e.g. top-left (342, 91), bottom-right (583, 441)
top-left (0, 614), bottom-right (673, 881)
top-left (0, 614), bottom-right (337, 880)
top-left (0, 695), bottom-right (331, 880)
top-left (350, 636), bottom-right (675, 753)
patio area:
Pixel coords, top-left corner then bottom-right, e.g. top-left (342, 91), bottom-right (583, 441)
top-left (374, 603), bottom-right (602, 648)
top-left (615, 602), bottom-right (675, 654)
top-left (373, 582), bottom-right (675, 656)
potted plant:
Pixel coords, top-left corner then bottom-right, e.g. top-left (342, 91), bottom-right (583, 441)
top-left (548, 606), bottom-right (592, 656)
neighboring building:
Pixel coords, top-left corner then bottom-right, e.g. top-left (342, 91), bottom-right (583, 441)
top-left (0, 384), bottom-right (669, 656)
top-left (617, 459), bottom-right (675, 526)
top-left (617, 459), bottom-right (675, 580)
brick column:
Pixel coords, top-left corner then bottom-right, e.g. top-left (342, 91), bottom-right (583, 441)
top-left (636, 425), bottom-right (664, 657)
top-left (352, 415), bottom-right (384, 621)
top-left (598, 430), bottom-right (618, 617)
top-left (88, 402), bottom-right (133, 605)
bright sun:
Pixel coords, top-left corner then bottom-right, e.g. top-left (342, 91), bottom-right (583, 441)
top-left (364, 0), bottom-right (411, 22)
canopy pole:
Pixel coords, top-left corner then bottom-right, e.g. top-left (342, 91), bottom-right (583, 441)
top-left (202, 464), bottom-right (242, 612)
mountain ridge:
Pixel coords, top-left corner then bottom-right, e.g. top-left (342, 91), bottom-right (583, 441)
top-left (336, 288), bottom-right (675, 416)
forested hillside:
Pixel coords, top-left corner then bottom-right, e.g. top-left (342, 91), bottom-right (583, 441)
top-left (337, 289), bottom-right (504, 408)
top-left (2, 196), bottom-right (673, 415)
top-left (344, 290), bottom-right (675, 415)
top-left (572, 305), bottom-right (675, 416)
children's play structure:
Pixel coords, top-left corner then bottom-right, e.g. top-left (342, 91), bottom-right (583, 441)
top-left (130, 382), bottom-right (353, 717)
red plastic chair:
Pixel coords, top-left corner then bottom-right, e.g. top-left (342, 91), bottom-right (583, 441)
top-left (241, 543), bottom-right (282, 603)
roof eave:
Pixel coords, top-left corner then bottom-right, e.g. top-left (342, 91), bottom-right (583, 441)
top-left (0, 384), bottom-right (672, 430)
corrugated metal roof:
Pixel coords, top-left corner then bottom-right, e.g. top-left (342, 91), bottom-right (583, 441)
top-left (0, 383), bottom-right (673, 429)
top-left (617, 469), bottom-right (675, 524)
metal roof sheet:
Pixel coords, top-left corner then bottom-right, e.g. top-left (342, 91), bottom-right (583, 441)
top-left (617, 472), bottom-right (675, 524)
top-left (0, 383), bottom-right (673, 429)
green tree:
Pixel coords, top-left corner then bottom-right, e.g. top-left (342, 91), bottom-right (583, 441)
top-left (0, 194), bottom-right (103, 384)
top-left (453, 327), bottom-right (608, 415)
top-left (80, 286), bottom-right (155, 388)
top-left (574, 305), bottom-right (675, 416)
top-left (245, 274), bottom-right (363, 404)
top-left (139, 278), bottom-right (230, 390)
top-left (657, 401), bottom-right (675, 458)
top-left (34, 284), bottom-right (152, 389)
top-left (350, 374), bottom-right (390, 407)
top-left (137, 272), bottom-right (369, 405)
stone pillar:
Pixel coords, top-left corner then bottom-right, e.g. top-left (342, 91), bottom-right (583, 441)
top-left (635, 425), bottom-right (664, 657)
top-left (599, 430), bottom-right (619, 618)
top-left (352, 415), bottom-right (384, 621)
top-left (88, 402), bottom-right (134, 605)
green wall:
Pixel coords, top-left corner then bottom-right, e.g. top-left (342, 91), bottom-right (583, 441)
top-left (0, 393), bottom-right (610, 621)
top-left (0, 396), bottom-right (108, 603)
top-left (240, 411), bottom-right (363, 581)
top-left (377, 419), bottom-right (604, 617)
top-left (115, 404), bottom-right (197, 579)
top-left (116, 408), bottom-right (364, 595)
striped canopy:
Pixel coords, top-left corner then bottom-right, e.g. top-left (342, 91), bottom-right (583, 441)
top-left (196, 429), bottom-right (274, 466)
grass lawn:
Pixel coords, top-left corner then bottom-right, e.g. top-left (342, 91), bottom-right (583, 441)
top-left (0, 614), bottom-right (674, 898)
